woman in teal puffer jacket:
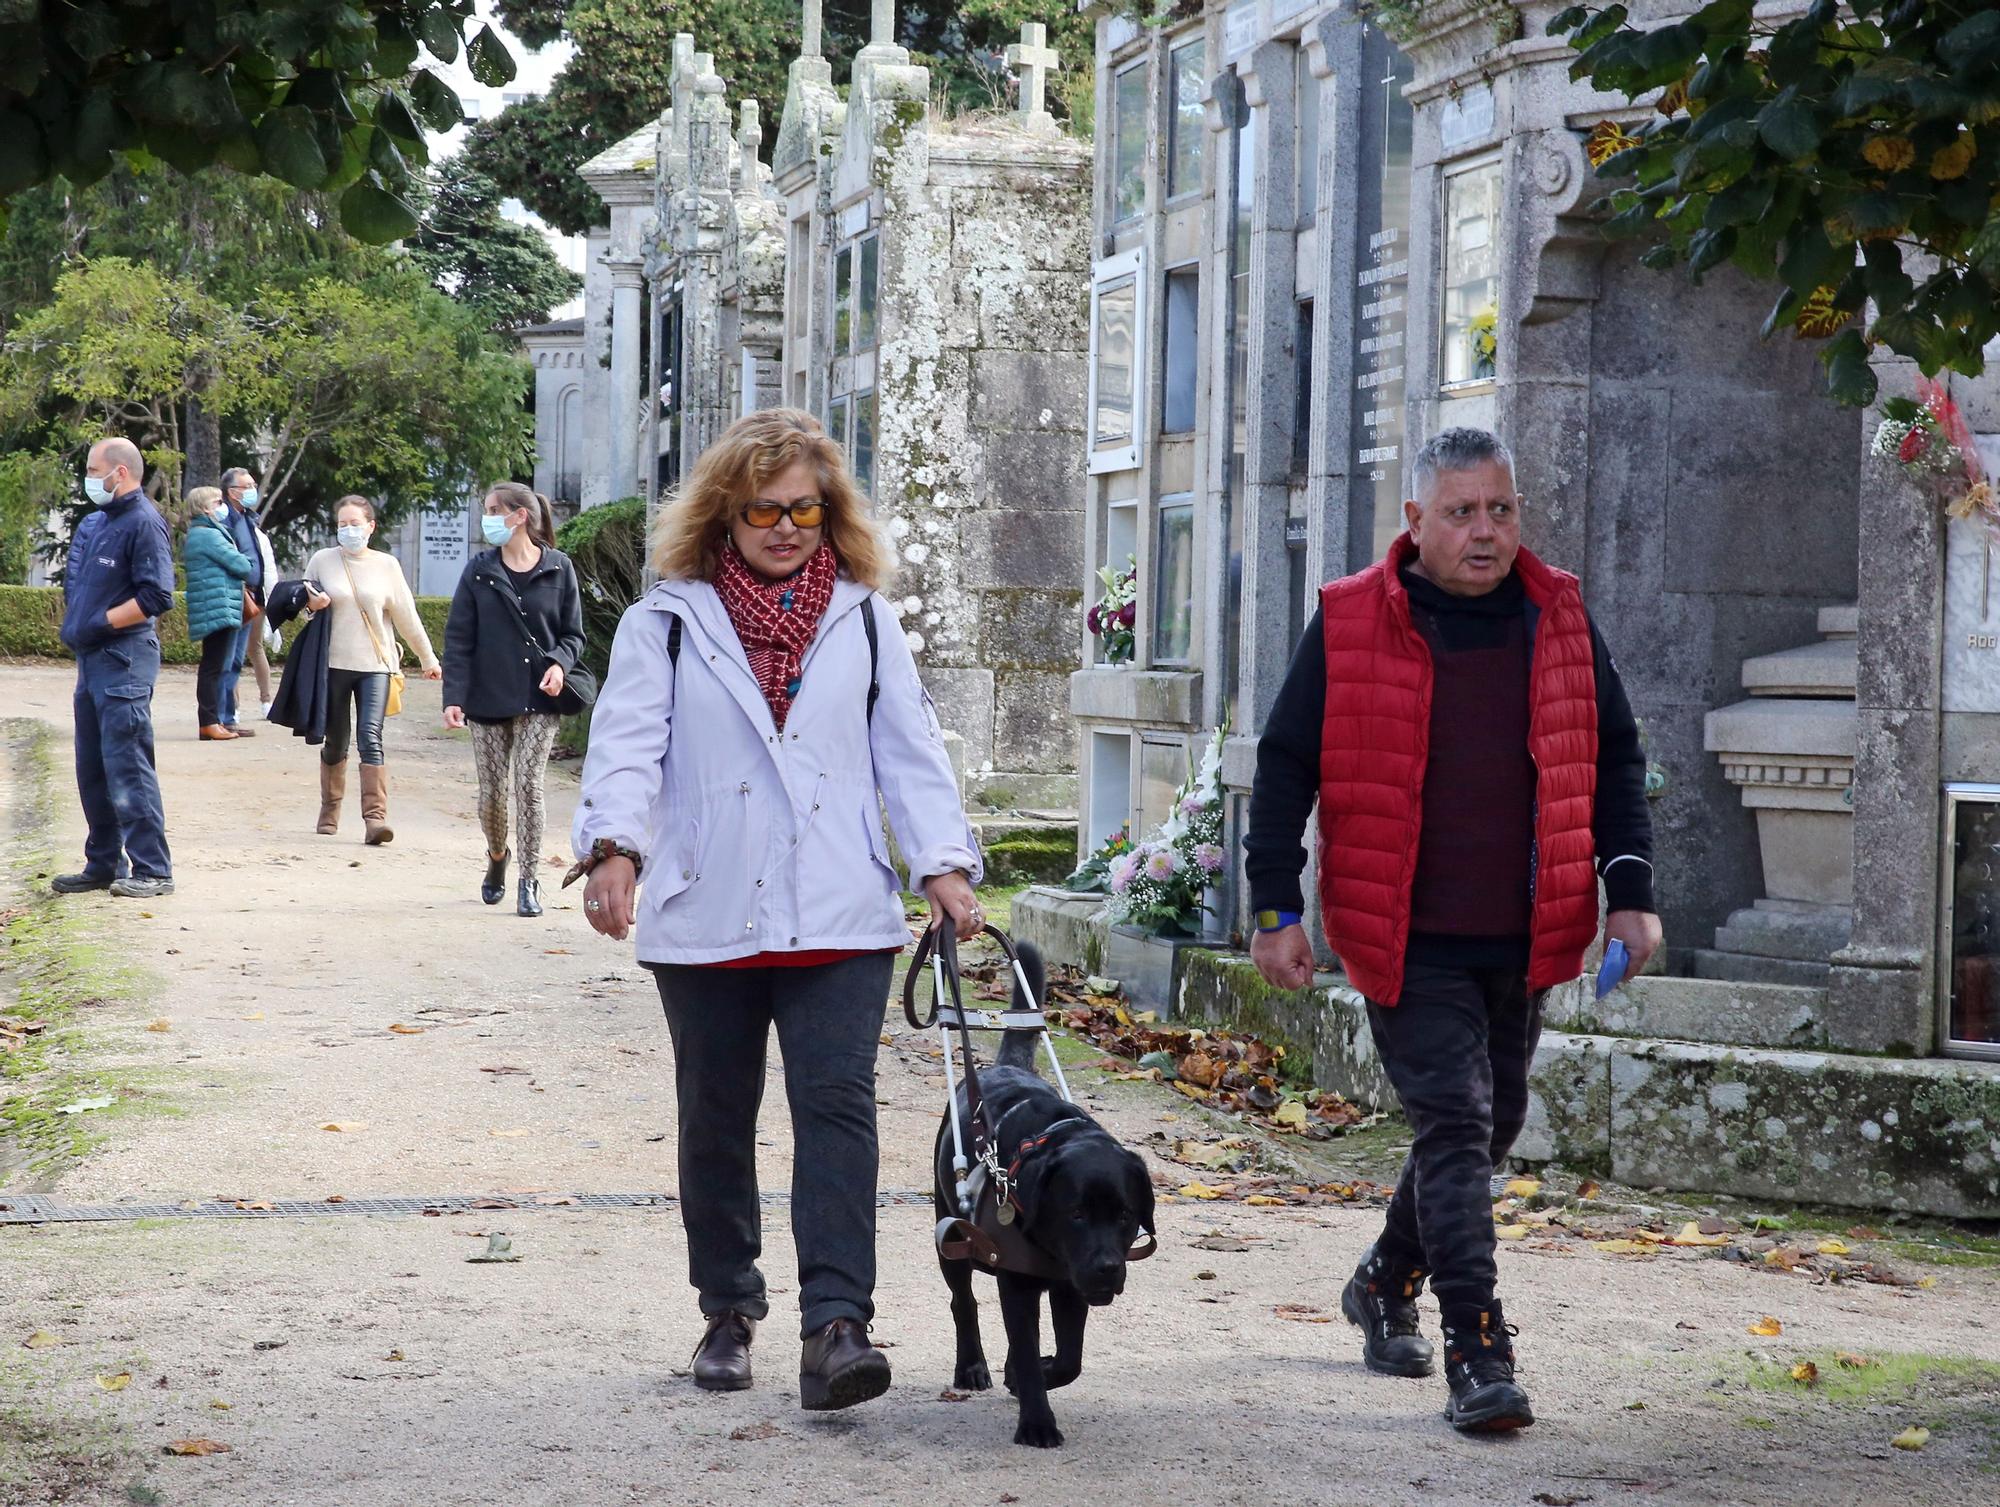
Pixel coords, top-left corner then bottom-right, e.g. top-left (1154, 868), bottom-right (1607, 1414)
top-left (182, 485), bottom-right (255, 741)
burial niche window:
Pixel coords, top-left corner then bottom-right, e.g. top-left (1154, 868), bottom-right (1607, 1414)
top-left (1944, 784), bottom-right (2000, 1059)
top-left (1154, 492), bottom-right (1196, 666)
top-left (829, 222), bottom-right (880, 491)
top-left (1088, 250), bottom-right (1146, 474)
top-left (1440, 157), bottom-right (1502, 388)
top-left (1113, 58), bottom-right (1149, 225)
top-left (1295, 45), bottom-right (1319, 227)
top-left (1162, 265), bottom-right (1200, 435)
top-left (1168, 37), bottom-right (1206, 201)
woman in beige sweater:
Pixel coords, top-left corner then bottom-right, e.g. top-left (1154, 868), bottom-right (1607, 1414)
top-left (302, 495), bottom-right (441, 843)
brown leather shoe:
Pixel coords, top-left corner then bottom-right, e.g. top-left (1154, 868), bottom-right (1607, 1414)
top-left (798, 1318), bottom-right (890, 1411)
top-left (199, 724), bottom-right (238, 741)
top-left (691, 1312), bottom-right (755, 1392)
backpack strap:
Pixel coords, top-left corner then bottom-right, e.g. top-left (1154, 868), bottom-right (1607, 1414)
top-left (862, 595), bottom-right (879, 723)
top-left (667, 613), bottom-right (681, 667)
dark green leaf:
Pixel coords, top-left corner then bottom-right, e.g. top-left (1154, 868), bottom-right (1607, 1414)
top-left (1871, 309), bottom-right (1949, 372)
top-left (1572, 5), bottom-right (1631, 52)
top-left (1969, 212), bottom-right (2000, 281)
top-left (1639, 244), bottom-right (1678, 270)
top-left (0, 106), bottom-right (49, 196)
top-left (1706, 173), bottom-right (1776, 227)
top-left (467, 24), bottom-right (516, 88)
top-left (376, 16), bottom-right (420, 76)
top-left (376, 90), bottom-right (425, 147)
top-left (1879, 396), bottom-right (1921, 423)
top-left (1760, 287), bottom-right (1802, 338)
top-left (214, 129), bottom-right (261, 173)
top-left (1941, 10), bottom-right (2000, 72)
top-left (1687, 226), bottom-right (1736, 275)
top-left (1779, 221), bottom-right (1848, 292)
top-left (1821, 327), bottom-right (1876, 406)
top-left (368, 126), bottom-right (408, 180)
top-left (341, 176), bottom-right (421, 243)
top-left (1757, 89), bottom-right (1821, 160)
top-left (408, 70), bottom-right (464, 132)
top-left (1546, 5), bottom-right (1589, 37)
top-left (142, 123), bottom-right (212, 174)
top-left (323, 126), bottom-right (373, 193)
top-left (256, 106), bottom-right (329, 188)
top-left (1831, 70), bottom-right (1900, 118)
top-left (420, 7), bottom-right (462, 64)
top-left (1862, 239), bottom-right (1913, 310)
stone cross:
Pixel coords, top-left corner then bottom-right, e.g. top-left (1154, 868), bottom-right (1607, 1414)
top-left (801, 0), bottom-right (821, 59)
top-left (739, 98), bottom-right (762, 157)
top-left (1007, 22), bottom-right (1058, 122)
top-left (673, 31), bottom-right (695, 82)
top-left (871, 0), bottom-right (895, 48)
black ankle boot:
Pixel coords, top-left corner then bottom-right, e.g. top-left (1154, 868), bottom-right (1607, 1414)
top-left (517, 876), bottom-right (542, 917)
top-left (1439, 1301), bottom-right (1534, 1433)
top-left (1341, 1243), bottom-right (1435, 1377)
top-left (481, 850), bottom-right (509, 906)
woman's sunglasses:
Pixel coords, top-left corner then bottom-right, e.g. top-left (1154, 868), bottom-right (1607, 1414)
top-left (740, 500), bottom-right (826, 529)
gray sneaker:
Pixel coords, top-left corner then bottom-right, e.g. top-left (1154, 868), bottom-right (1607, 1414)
top-left (109, 876), bottom-right (174, 899)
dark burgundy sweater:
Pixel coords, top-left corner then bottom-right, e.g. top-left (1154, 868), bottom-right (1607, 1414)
top-left (1244, 565), bottom-right (1656, 969)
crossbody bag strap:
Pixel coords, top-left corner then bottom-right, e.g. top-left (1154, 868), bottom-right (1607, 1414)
top-left (487, 563), bottom-right (553, 661)
top-left (862, 595), bottom-right (879, 723)
top-left (340, 552), bottom-right (397, 674)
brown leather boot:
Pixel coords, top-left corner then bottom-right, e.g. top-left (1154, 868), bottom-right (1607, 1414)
top-left (691, 1312), bottom-right (755, 1392)
top-left (317, 760), bottom-right (346, 834)
top-left (798, 1318), bottom-right (890, 1411)
top-left (199, 724), bottom-right (239, 741)
top-left (359, 764), bottom-right (393, 845)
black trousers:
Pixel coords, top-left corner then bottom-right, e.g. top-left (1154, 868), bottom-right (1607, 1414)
top-left (321, 668), bottom-right (388, 766)
top-left (1367, 962), bottom-right (1545, 1310)
top-left (648, 952), bottom-right (895, 1337)
top-left (195, 628), bottom-right (235, 727)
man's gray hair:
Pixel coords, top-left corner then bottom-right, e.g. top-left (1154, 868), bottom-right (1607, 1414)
top-left (221, 466), bottom-right (252, 492)
top-left (1412, 427), bottom-right (1515, 503)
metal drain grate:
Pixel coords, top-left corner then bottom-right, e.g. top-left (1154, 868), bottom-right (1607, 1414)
top-left (0, 1188), bottom-right (936, 1225)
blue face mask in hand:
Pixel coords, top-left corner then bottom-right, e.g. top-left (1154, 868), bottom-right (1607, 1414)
top-left (481, 514), bottom-right (515, 547)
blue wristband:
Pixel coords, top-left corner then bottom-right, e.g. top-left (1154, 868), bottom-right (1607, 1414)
top-left (1255, 909), bottom-right (1301, 933)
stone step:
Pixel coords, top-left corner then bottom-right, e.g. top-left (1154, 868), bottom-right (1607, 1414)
top-left (968, 815), bottom-right (1078, 887)
top-left (1741, 635), bottom-right (1857, 697)
top-left (1690, 948), bottom-right (1832, 989)
top-left (1712, 898), bottom-right (1852, 961)
top-left (1818, 603), bottom-right (1858, 638)
top-left (1563, 975), bottom-right (1831, 1050)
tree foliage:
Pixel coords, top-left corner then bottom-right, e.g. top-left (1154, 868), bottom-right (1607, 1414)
top-left (468, 0), bottom-right (1094, 235)
top-left (407, 166), bottom-right (583, 332)
top-left (1551, 0), bottom-right (2000, 407)
top-left (0, 0), bottom-right (519, 243)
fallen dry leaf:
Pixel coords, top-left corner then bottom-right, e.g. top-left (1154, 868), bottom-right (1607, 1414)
top-left (95, 1372), bottom-right (132, 1391)
top-left (937, 1389), bottom-right (969, 1402)
top-left (543, 948), bottom-right (572, 956)
top-left (22, 1331), bottom-right (60, 1349)
top-left (145, 1019), bottom-right (171, 1033)
top-left (383, 1349), bottom-right (405, 1362)
top-left (319, 1122), bottom-right (367, 1133)
top-left (239, 1012), bottom-right (264, 1021)
top-left (1271, 1101), bottom-right (1309, 1132)
top-left (163, 1439), bottom-right (232, 1456)
top-left (1816, 1238), bottom-right (1851, 1256)
top-left (1673, 1221), bottom-right (1730, 1247)
top-left (1273, 1304), bottom-right (1332, 1324)
top-left (1747, 1316), bottom-right (1784, 1337)
top-left (387, 1024), bottom-right (424, 1036)
top-left (1591, 1239), bottom-right (1656, 1256)
top-left (1891, 1426), bottom-right (1930, 1452)
top-left (1496, 1224), bottom-right (1531, 1241)
top-left (1244, 1194), bottom-right (1288, 1207)
top-left (1190, 1234), bottom-right (1251, 1252)
top-left (1790, 1361), bottom-right (1819, 1385)
top-left (729, 1421), bottom-right (783, 1441)
top-left (480, 1065), bottom-right (530, 1075)
top-left (1837, 1351), bottom-right (1875, 1369)
top-left (1502, 1178), bottom-right (1541, 1199)
top-left (1575, 1179), bottom-right (1601, 1200)
top-left (1178, 1181), bottom-right (1225, 1200)
top-left (210, 1400), bottom-right (231, 1410)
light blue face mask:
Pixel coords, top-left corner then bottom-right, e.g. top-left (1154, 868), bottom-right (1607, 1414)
top-left (239, 486), bottom-right (259, 509)
top-left (481, 514), bottom-right (515, 547)
top-left (84, 475), bottom-right (112, 507)
top-left (337, 524), bottom-right (370, 553)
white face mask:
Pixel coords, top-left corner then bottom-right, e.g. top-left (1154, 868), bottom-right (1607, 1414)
top-left (337, 524), bottom-right (370, 553)
top-left (210, 506), bottom-right (229, 523)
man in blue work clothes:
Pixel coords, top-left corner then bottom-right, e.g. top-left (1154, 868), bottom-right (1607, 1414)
top-left (53, 437), bottom-right (175, 899)
top-left (218, 466), bottom-right (265, 735)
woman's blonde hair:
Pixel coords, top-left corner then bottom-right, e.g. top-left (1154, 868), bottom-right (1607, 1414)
top-left (185, 486), bottom-right (222, 514)
top-left (649, 408), bottom-right (893, 589)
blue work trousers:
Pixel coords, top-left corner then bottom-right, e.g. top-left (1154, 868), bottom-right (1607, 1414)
top-left (73, 635), bottom-right (172, 882)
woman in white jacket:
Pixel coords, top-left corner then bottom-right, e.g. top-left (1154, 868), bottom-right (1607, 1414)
top-left (571, 409), bottom-right (982, 1413)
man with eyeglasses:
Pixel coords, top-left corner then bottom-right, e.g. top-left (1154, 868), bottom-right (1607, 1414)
top-left (218, 466), bottom-right (271, 732)
top-left (1242, 426), bottom-right (1660, 1434)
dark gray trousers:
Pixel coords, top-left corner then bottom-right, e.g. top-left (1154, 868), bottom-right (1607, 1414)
top-left (1367, 962), bottom-right (1545, 1310)
top-left (649, 952), bottom-right (895, 1337)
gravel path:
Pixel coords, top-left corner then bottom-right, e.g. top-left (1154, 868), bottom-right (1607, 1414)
top-left (2, 661), bottom-right (1997, 1507)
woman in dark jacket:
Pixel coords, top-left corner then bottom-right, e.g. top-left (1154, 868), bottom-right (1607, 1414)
top-left (442, 483), bottom-right (586, 916)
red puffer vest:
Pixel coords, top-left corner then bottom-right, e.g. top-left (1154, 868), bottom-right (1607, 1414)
top-left (1316, 535), bottom-right (1599, 1004)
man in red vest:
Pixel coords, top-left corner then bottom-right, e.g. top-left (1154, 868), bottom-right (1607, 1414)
top-left (1244, 427), bottom-right (1660, 1434)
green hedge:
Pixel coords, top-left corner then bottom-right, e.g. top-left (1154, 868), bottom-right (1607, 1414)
top-left (0, 584), bottom-right (453, 668)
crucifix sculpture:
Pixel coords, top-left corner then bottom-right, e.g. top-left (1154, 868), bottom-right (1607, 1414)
top-left (801, 0), bottom-right (821, 59)
top-left (1007, 21), bottom-right (1058, 122)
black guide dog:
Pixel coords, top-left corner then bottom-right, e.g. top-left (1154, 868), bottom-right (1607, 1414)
top-left (931, 941), bottom-right (1155, 1448)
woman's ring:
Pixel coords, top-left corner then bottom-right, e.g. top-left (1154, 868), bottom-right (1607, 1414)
top-left (585, 899), bottom-right (603, 912)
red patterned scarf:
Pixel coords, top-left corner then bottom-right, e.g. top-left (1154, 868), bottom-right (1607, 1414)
top-left (714, 541), bottom-right (839, 729)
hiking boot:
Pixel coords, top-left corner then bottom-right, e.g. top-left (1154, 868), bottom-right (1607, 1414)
top-left (798, 1318), bottom-right (891, 1411)
top-left (1341, 1243), bottom-right (1435, 1378)
top-left (318, 760), bottom-right (345, 835)
top-left (359, 765), bottom-right (393, 845)
top-left (51, 872), bottom-right (114, 895)
top-left (517, 876), bottom-right (542, 917)
top-left (1440, 1302), bottom-right (1535, 1434)
top-left (110, 876), bottom-right (174, 899)
top-left (482, 850), bottom-right (509, 905)
top-left (691, 1312), bottom-right (755, 1392)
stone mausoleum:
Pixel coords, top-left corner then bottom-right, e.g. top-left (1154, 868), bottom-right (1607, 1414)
top-left (1016, 0), bottom-right (2000, 1218)
top-left (562, 4), bottom-right (1093, 807)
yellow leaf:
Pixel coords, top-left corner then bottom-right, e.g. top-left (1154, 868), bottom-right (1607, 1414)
top-left (163, 1439), bottom-right (232, 1456)
top-left (319, 1121), bottom-right (368, 1133)
top-left (1632, 1228), bottom-right (1672, 1243)
top-left (1495, 1224), bottom-right (1531, 1241)
top-left (1171, 1081), bottom-right (1208, 1100)
top-left (22, 1331), bottom-right (60, 1349)
top-left (1576, 1179), bottom-right (1601, 1200)
top-left (1178, 1182), bottom-right (1225, 1200)
top-left (1591, 1239), bottom-right (1656, 1255)
top-left (210, 1400), bottom-right (232, 1410)
top-left (239, 1013), bottom-right (264, 1022)
top-left (1919, 1276), bottom-right (1938, 1289)
top-left (1132, 1010), bottom-right (1158, 1024)
top-left (1502, 1178), bottom-right (1540, 1199)
top-left (1112, 1006), bottom-right (1133, 1027)
top-left (1790, 1361), bottom-right (1819, 1385)
top-left (1747, 1316), bottom-right (1783, 1337)
top-left (489, 1128), bottom-right (530, 1138)
top-left (1836, 1351), bottom-right (1875, 1369)
top-left (1673, 1221), bottom-right (1729, 1247)
top-left (387, 1024), bottom-right (424, 1036)
top-left (1891, 1426), bottom-right (1930, 1452)
top-left (1272, 1101), bottom-right (1309, 1131)
top-left (146, 1019), bottom-right (171, 1033)
top-left (1244, 1194), bottom-right (1288, 1207)
top-left (95, 1372), bottom-right (132, 1391)
top-left (1816, 1238), bottom-right (1850, 1256)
